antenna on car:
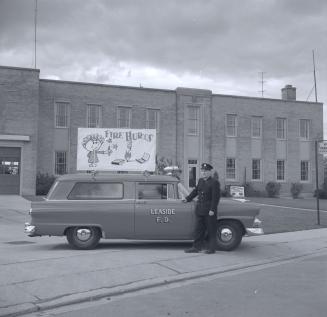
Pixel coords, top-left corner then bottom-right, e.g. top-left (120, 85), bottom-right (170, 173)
top-left (143, 170), bottom-right (150, 178)
top-left (91, 170), bottom-right (97, 181)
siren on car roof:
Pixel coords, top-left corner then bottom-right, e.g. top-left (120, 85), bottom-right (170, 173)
top-left (163, 166), bottom-right (181, 177)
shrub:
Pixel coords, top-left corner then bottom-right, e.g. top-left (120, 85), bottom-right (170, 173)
top-left (221, 185), bottom-right (231, 197)
top-left (244, 182), bottom-right (266, 197)
top-left (314, 189), bottom-right (327, 199)
top-left (314, 180), bottom-right (327, 199)
top-left (265, 181), bottom-right (281, 198)
top-left (290, 182), bottom-right (303, 199)
top-left (36, 173), bottom-right (56, 195)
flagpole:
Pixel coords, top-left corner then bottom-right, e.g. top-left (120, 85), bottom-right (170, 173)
top-left (34, 0), bottom-right (38, 68)
top-left (312, 50), bottom-right (318, 102)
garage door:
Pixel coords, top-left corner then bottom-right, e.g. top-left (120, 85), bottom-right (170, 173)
top-left (0, 147), bottom-right (21, 194)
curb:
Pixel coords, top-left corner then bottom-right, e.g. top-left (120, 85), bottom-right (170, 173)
top-left (2, 248), bottom-right (327, 317)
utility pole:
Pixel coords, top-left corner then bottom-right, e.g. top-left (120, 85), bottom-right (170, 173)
top-left (258, 72), bottom-right (266, 97)
top-left (312, 49), bottom-right (321, 225)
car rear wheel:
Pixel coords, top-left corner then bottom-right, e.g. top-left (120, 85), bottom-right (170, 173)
top-left (216, 221), bottom-right (243, 251)
top-left (66, 226), bottom-right (101, 250)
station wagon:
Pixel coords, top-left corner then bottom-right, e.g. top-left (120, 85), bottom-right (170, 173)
top-left (25, 173), bottom-right (263, 250)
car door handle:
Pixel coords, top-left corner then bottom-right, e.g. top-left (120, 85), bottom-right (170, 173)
top-left (136, 201), bottom-right (147, 204)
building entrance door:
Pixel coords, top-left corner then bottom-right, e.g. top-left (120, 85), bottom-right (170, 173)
top-left (0, 147), bottom-right (21, 194)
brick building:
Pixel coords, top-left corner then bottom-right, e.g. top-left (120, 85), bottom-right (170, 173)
top-left (0, 65), bottom-right (324, 195)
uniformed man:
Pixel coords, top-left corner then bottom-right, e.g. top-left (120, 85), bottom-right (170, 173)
top-left (184, 163), bottom-right (220, 254)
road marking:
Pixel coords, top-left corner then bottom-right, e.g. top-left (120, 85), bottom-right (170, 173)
top-left (250, 202), bottom-right (327, 213)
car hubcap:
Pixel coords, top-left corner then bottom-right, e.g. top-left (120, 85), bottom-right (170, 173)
top-left (76, 228), bottom-right (91, 241)
top-left (220, 228), bottom-right (233, 242)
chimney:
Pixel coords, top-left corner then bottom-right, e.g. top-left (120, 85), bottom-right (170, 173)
top-left (281, 85), bottom-right (296, 101)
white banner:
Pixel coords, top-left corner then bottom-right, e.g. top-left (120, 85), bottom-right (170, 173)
top-left (77, 128), bottom-right (156, 171)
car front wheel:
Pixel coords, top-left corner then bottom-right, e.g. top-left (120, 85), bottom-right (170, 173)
top-left (216, 221), bottom-right (243, 251)
top-left (66, 226), bottom-right (101, 250)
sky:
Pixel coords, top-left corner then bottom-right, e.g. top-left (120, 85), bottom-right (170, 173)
top-left (0, 0), bottom-right (326, 136)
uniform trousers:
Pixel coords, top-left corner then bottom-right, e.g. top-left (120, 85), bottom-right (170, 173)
top-left (193, 214), bottom-right (217, 251)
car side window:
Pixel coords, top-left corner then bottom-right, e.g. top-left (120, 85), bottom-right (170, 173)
top-left (68, 182), bottom-right (123, 200)
top-left (138, 183), bottom-right (175, 200)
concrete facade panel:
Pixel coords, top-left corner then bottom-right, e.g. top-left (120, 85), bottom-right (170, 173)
top-left (299, 141), bottom-right (311, 160)
top-left (276, 140), bottom-right (287, 159)
top-left (54, 129), bottom-right (69, 151)
top-left (225, 138), bottom-right (236, 157)
top-left (251, 139), bottom-right (262, 158)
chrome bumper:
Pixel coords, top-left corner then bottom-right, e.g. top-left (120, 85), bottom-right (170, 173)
top-left (246, 227), bottom-right (264, 235)
top-left (245, 217), bottom-right (264, 236)
top-left (24, 222), bottom-right (36, 236)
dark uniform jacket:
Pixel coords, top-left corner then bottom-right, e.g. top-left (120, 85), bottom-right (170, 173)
top-left (186, 176), bottom-right (221, 216)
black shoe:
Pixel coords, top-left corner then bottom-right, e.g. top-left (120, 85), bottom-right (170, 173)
top-left (204, 250), bottom-right (215, 254)
top-left (184, 247), bottom-right (200, 253)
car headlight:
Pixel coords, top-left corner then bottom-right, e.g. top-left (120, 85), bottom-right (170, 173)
top-left (253, 217), bottom-right (262, 228)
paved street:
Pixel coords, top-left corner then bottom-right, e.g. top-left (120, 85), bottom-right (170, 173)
top-left (0, 195), bottom-right (327, 317)
top-left (25, 253), bottom-right (327, 317)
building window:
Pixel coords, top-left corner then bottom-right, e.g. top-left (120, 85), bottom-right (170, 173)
top-left (276, 118), bottom-right (287, 139)
top-left (252, 159), bottom-right (261, 180)
top-left (188, 159), bottom-right (198, 188)
top-left (187, 106), bottom-right (199, 135)
top-left (117, 107), bottom-right (131, 128)
top-left (146, 109), bottom-right (160, 131)
top-left (0, 159), bottom-right (20, 175)
top-left (299, 119), bottom-right (310, 140)
top-left (87, 105), bottom-right (102, 128)
top-left (226, 158), bottom-right (236, 180)
top-left (300, 160), bottom-right (309, 181)
top-left (226, 114), bottom-right (237, 137)
top-left (55, 151), bottom-right (67, 175)
top-left (251, 116), bottom-right (262, 138)
top-left (55, 102), bottom-right (69, 128)
top-left (277, 160), bottom-right (285, 181)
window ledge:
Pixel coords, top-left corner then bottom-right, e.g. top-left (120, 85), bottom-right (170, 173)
top-left (0, 134), bottom-right (30, 141)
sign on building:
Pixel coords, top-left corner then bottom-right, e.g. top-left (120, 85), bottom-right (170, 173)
top-left (318, 141), bottom-right (327, 155)
top-left (77, 128), bottom-right (156, 171)
top-left (230, 186), bottom-right (245, 198)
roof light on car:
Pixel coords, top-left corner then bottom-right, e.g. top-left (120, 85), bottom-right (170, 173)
top-left (163, 166), bottom-right (181, 177)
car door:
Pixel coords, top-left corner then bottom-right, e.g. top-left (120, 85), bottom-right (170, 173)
top-left (134, 182), bottom-right (194, 239)
top-left (67, 181), bottom-right (134, 238)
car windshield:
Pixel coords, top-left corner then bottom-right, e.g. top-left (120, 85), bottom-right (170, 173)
top-left (177, 182), bottom-right (190, 199)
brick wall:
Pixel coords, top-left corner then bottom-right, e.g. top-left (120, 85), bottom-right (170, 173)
top-left (0, 66), bottom-right (39, 195)
top-left (38, 80), bottom-right (177, 174)
top-left (0, 65), bottom-right (323, 196)
top-left (211, 94), bottom-right (324, 193)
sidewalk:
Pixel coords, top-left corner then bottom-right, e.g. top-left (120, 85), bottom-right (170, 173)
top-left (1, 196), bottom-right (327, 316)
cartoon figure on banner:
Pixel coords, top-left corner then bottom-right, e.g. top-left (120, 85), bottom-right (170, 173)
top-left (124, 139), bottom-right (132, 162)
top-left (82, 133), bottom-right (115, 168)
